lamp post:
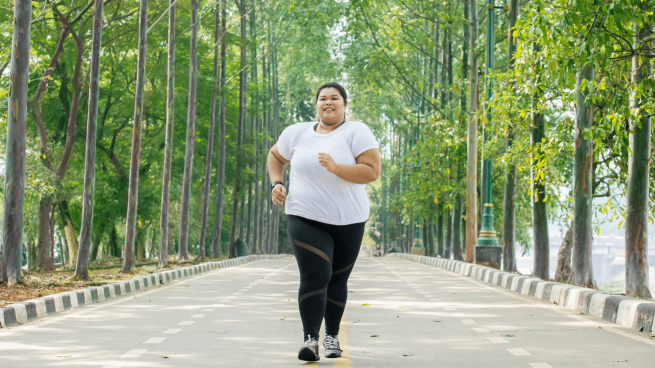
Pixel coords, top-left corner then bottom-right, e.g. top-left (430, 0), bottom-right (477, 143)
top-left (475, 0), bottom-right (505, 268)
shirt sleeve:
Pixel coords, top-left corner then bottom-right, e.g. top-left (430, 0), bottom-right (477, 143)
top-left (276, 124), bottom-right (295, 160)
top-left (351, 123), bottom-right (379, 158)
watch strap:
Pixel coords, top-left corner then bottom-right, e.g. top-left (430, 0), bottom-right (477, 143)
top-left (271, 181), bottom-right (284, 189)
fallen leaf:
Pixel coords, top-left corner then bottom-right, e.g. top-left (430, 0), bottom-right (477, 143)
top-left (432, 320), bottom-right (442, 322)
top-left (362, 303), bottom-right (369, 306)
top-left (403, 353), bottom-right (414, 357)
top-left (370, 335), bottom-right (379, 337)
top-left (55, 355), bottom-right (72, 358)
top-left (288, 299), bottom-right (290, 301)
top-left (280, 316), bottom-right (286, 320)
top-left (613, 360), bottom-right (628, 363)
top-left (161, 356), bottom-right (169, 358)
top-left (501, 334), bottom-right (514, 337)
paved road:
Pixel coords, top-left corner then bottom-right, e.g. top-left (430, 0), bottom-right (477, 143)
top-left (1, 257), bottom-right (654, 367)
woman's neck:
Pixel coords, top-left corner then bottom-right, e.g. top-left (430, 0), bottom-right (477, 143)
top-left (317, 118), bottom-right (345, 134)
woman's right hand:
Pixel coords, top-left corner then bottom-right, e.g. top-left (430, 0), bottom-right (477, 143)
top-left (272, 184), bottom-right (287, 206)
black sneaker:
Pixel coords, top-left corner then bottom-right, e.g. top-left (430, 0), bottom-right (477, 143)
top-left (323, 334), bottom-right (342, 358)
top-left (298, 334), bottom-right (320, 361)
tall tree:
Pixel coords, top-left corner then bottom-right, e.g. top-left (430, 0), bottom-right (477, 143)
top-left (121, 0), bottom-right (150, 273)
top-left (229, 0), bottom-right (248, 258)
top-left (625, 7), bottom-right (652, 299)
top-left (1, 0), bottom-right (32, 286)
top-left (178, 0), bottom-right (200, 261)
top-left (159, 0), bottom-right (177, 267)
top-left (569, 64), bottom-right (596, 288)
top-left (199, 2), bottom-right (222, 260)
top-left (502, 0), bottom-right (519, 272)
top-left (465, 0), bottom-right (478, 263)
top-left (531, 3), bottom-right (549, 279)
top-left (75, 0), bottom-right (105, 279)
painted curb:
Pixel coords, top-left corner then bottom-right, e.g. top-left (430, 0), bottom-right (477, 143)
top-left (388, 253), bottom-right (655, 334)
top-left (0, 254), bottom-right (291, 328)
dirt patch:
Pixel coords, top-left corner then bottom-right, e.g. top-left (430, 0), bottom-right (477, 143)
top-left (0, 256), bottom-right (227, 307)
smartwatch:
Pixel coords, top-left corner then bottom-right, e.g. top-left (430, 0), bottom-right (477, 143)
top-left (271, 181), bottom-right (284, 190)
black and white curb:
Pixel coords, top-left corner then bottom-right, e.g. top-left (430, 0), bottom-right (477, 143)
top-left (0, 254), bottom-right (291, 328)
top-left (389, 253), bottom-right (655, 334)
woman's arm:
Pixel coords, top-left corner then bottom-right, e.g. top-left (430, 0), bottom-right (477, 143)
top-left (268, 144), bottom-right (290, 206)
top-left (318, 148), bottom-right (381, 184)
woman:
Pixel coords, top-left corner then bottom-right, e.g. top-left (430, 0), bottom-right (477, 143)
top-left (267, 82), bottom-right (381, 361)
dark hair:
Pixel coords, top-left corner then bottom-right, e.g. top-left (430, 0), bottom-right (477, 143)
top-left (315, 82), bottom-right (348, 105)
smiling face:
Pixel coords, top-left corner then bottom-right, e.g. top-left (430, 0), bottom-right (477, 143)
top-left (316, 87), bottom-right (347, 125)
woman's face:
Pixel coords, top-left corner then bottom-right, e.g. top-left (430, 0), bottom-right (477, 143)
top-left (316, 88), bottom-right (347, 125)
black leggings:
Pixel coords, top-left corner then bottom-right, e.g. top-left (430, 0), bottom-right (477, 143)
top-left (287, 215), bottom-right (365, 337)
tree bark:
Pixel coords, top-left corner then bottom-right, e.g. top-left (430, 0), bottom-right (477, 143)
top-left (198, 4), bottom-right (221, 260)
top-left (436, 205), bottom-right (444, 256)
top-left (570, 64), bottom-right (596, 288)
top-left (1, 0), bottom-right (31, 285)
top-left (75, 0), bottom-right (104, 280)
top-left (625, 12), bottom-right (652, 299)
top-left (531, 35), bottom-right (550, 280)
top-left (121, 0), bottom-right (149, 273)
top-left (445, 206), bottom-right (453, 259)
top-left (502, 0), bottom-right (519, 272)
top-left (211, 0), bottom-right (228, 258)
top-left (159, 0), bottom-right (176, 266)
top-left (452, 199), bottom-right (463, 261)
top-left (38, 199), bottom-right (54, 271)
top-left (465, 0), bottom-right (478, 263)
top-left (178, 0), bottom-right (200, 262)
top-left (229, 0), bottom-right (248, 258)
top-left (555, 225), bottom-right (573, 282)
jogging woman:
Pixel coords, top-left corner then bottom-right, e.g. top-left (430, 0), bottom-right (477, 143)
top-left (267, 82), bottom-right (381, 361)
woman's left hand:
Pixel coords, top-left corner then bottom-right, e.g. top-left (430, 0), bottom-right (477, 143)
top-left (318, 152), bottom-right (337, 173)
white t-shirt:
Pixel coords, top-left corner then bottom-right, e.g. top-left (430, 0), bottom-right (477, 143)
top-left (276, 121), bottom-right (379, 225)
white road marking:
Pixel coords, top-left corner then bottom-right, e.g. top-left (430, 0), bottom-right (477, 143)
top-left (488, 337), bottom-right (510, 344)
top-left (143, 337), bottom-right (166, 344)
top-left (452, 313), bottom-right (465, 317)
top-left (528, 364), bottom-right (553, 368)
top-left (100, 365), bottom-right (124, 368)
top-left (461, 319), bottom-right (476, 325)
top-left (472, 328), bottom-right (490, 333)
top-left (238, 289), bottom-right (248, 292)
top-left (121, 349), bottom-right (148, 358)
top-left (233, 292), bottom-right (243, 295)
top-left (190, 314), bottom-right (205, 318)
top-left (419, 291), bottom-right (430, 294)
top-left (430, 298), bottom-right (441, 301)
top-left (202, 309), bottom-right (215, 312)
top-left (443, 307), bottom-right (457, 311)
top-left (178, 321), bottom-right (196, 325)
top-left (508, 348), bottom-right (532, 356)
top-left (163, 329), bottom-right (182, 334)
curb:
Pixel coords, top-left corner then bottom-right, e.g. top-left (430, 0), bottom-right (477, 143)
top-left (388, 253), bottom-right (655, 334)
top-left (0, 254), bottom-right (291, 328)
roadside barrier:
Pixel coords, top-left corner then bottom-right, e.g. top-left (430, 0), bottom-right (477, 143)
top-left (388, 253), bottom-right (655, 334)
top-left (0, 254), bottom-right (291, 328)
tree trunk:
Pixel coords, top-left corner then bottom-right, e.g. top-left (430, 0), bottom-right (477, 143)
top-left (38, 200), bottom-right (54, 271)
top-left (445, 207), bottom-right (453, 259)
top-left (61, 202), bottom-right (79, 269)
top-left (465, 0), bottom-right (478, 263)
top-left (229, 0), bottom-right (248, 258)
top-left (555, 225), bottom-right (573, 282)
top-left (211, 0), bottom-right (228, 258)
top-left (452, 199), bottom-right (463, 261)
top-left (159, 0), bottom-right (176, 266)
top-left (121, 0), bottom-right (149, 273)
top-left (531, 36), bottom-right (549, 280)
top-left (198, 5), bottom-right (221, 260)
top-left (625, 12), bottom-right (652, 299)
top-left (570, 64), bottom-right (596, 288)
top-left (178, 0), bottom-right (200, 262)
top-left (75, 0), bottom-right (104, 280)
top-left (502, 0), bottom-right (519, 272)
top-left (436, 205), bottom-right (444, 256)
top-left (109, 225), bottom-right (119, 258)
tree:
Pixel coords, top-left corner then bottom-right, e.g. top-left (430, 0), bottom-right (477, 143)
top-left (122, 0), bottom-right (149, 273)
top-left (178, 0), bottom-right (200, 262)
top-left (229, 0), bottom-right (248, 258)
top-left (625, 6), bottom-right (652, 299)
top-left (212, 0), bottom-right (228, 258)
top-left (465, 0), bottom-right (478, 263)
top-left (1, 0), bottom-right (32, 286)
top-left (76, 0), bottom-right (105, 280)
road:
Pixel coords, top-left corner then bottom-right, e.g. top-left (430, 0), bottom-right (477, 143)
top-left (0, 257), bottom-right (653, 367)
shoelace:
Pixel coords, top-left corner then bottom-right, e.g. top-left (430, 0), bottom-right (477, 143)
top-left (324, 335), bottom-right (341, 351)
top-left (304, 335), bottom-right (318, 345)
